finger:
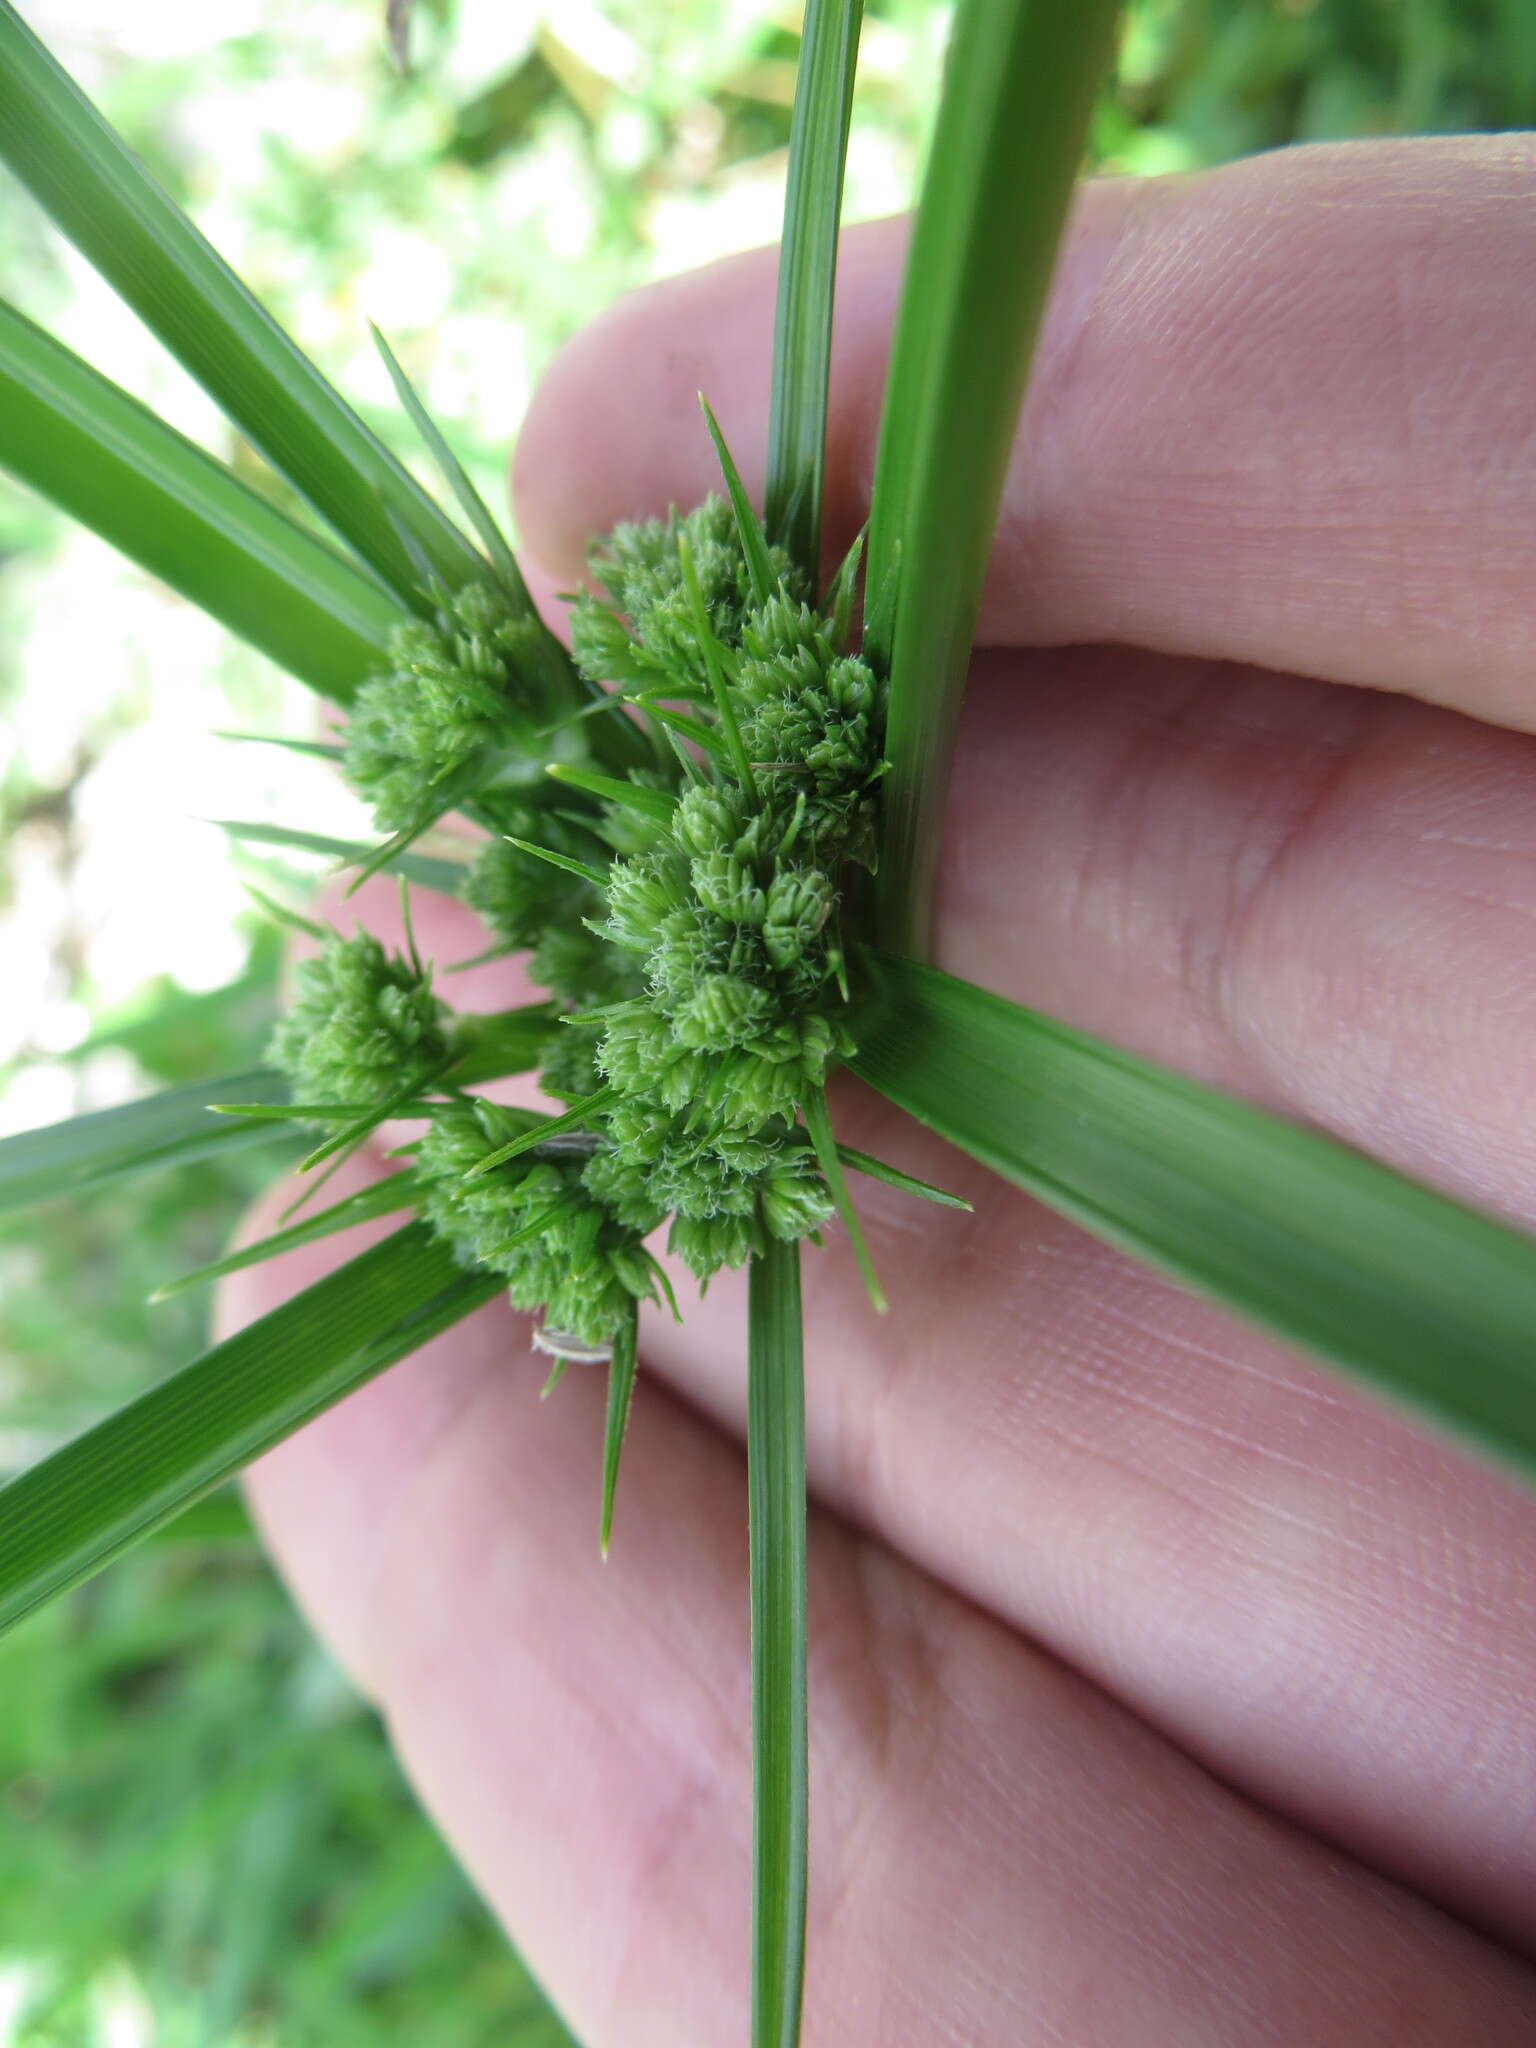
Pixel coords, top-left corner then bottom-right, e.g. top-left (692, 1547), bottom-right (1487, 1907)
top-left (220, 1222), bottom-right (1536, 2046)
top-left (514, 137), bottom-right (1536, 731)
top-left (322, 641), bottom-right (1536, 1950)
top-left (634, 650), bottom-right (1536, 1956)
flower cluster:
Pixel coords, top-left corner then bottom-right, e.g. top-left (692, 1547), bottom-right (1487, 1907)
top-left (298, 488), bottom-right (886, 1340)
top-left (344, 583), bottom-right (554, 833)
top-left (414, 1100), bottom-right (660, 1352)
top-left (565, 499), bottom-right (886, 1278)
top-left (268, 929), bottom-right (449, 1103)
top-left (568, 495), bottom-right (798, 688)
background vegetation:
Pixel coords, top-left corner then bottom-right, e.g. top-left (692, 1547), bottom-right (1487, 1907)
top-left (0, 1), bottom-right (1530, 2040)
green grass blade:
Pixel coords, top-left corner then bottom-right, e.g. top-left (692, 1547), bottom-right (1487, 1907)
top-left (463, 1088), bottom-right (616, 1180)
top-left (747, 1234), bottom-right (808, 2048)
top-left (0, 1070), bottom-right (291, 1216)
top-left (763, 0), bottom-right (865, 583)
top-left (599, 1303), bottom-right (639, 1556)
top-left (802, 1087), bottom-right (885, 1311)
top-left (853, 951), bottom-right (1536, 1482)
top-left (0, 1224), bottom-right (501, 1638)
top-left (149, 1172), bottom-right (421, 1300)
top-left (367, 321), bottom-right (613, 758)
top-left (0, 299), bottom-right (402, 702)
top-left (701, 396), bottom-right (776, 606)
top-left (215, 820), bottom-right (469, 894)
top-left (503, 838), bottom-right (609, 890)
top-left (545, 764), bottom-right (678, 825)
top-left (835, 1141), bottom-right (971, 1211)
top-left (369, 323), bottom-right (527, 601)
top-left (298, 1060), bottom-right (452, 1174)
top-left (0, 0), bottom-right (483, 605)
top-left (865, 0), bottom-right (1122, 953)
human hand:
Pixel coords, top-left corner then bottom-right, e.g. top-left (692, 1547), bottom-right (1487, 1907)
top-left (218, 139), bottom-right (1536, 2042)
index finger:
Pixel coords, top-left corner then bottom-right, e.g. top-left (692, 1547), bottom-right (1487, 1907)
top-left (514, 136), bottom-right (1536, 733)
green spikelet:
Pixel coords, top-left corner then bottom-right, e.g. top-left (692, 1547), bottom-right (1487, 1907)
top-left (267, 929), bottom-right (448, 1104)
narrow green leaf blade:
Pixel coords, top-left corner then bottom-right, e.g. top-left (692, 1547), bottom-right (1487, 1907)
top-left (747, 1235), bottom-right (809, 2048)
top-left (835, 1141), bottom-right (971, 1211)
top-left (150, 1171), bottom-right (420, 1300)
top-left (866, 0), bottom-right (1122, 952)
top-left (701, 395), bottom-right (776, 606)
top-left (215, 820), bottom-right (469, 894)
top-left (764, 0), bottom-right (865, 583)
top-left (503, 838), bottom-right (609, 890)
top-left (463, 1088), bottom-right (615, 1179)
top-left (0, 299), bottom-right (402, 701)
top-left (0, 1070), bottom-right (291, 1216)
top-left (0, 0), bottom-right (483, 606)
top-left (853, 951), bottom-right (1536, 1480)
top-left (368, 321), bottom-right (628, 770)
top-left (802, 1088), bottom-right (885, 1311)
top-left (370, 323), bottom-right (528, 601)
top-left (599, 1303), bottom-right (639, 1556)
top-left (0, 1223), bottom-right (501, 1637)
top-left (545, 763), bottom-right (678, 825)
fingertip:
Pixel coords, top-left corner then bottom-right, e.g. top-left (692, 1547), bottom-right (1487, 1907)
top-left (512, 241), bottom-right (783, 584)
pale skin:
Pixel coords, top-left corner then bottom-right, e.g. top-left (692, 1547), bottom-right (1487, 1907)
top-left (217, 140), bottom-right (1536, 2042)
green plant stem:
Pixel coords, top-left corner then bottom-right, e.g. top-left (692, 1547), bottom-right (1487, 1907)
top-left (866, 0), bottom-right (1122, 955)
top-left (747, 1234), bottom-right (809, 2048)
top-left (764, 0), bottom-right (865, 584)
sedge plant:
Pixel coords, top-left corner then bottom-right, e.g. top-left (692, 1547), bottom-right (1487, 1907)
top-left (4, 3), bottom-right (1536, 2043)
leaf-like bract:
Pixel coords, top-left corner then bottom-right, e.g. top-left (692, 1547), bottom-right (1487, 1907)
top-left (0, 1224), bottom-right (501, 1637)
top-left (855, 950), bottom-right (1536, 1479)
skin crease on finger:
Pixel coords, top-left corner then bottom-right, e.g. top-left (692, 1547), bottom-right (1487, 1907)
top-left (216, 137), bottom-right (1536, 2037)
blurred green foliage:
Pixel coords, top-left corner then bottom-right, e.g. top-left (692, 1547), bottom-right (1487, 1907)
top-left (0, 0), bottom-right (1531, 2041)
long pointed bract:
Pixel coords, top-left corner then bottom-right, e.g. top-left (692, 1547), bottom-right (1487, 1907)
top-left (0, 1070), bottom-right (292, 1215)
top-left (0, 1225), bottom-right (501, 1638)
top-left (854, 949), bottom-right (1536, 1480)
top-left (0, 0), bottom-right (482, 607)
top-left (866, 0), bottom-right (1122, 953)
top-left (0, 300), bottom-right (403, 701)
top-left (763, 0), bottom-right (865, 584)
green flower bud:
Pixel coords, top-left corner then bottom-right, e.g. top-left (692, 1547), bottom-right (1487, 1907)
top-left (673, 783), bottom-right (751, 858)
top-left (345, 584), bottom-right (547, 834)
top-left (601, 852), bottom-right (689, 954)
top-left (674, 974), bottom-right (773, 1052)
top-left (690, 851), bottom-right (766, 927)
top-left (417, 1102), bottom-right (653, 1347)
top-left (762, 869), bottom-right (834, 969)
top-left (267, 930), bottom-right (447, 1105)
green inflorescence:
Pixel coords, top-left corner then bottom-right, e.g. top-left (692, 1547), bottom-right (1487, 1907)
top-left (268, 929), bottom-right (450, 1103)
top-left (415, 1100), bottom-right (662, 1350)
top-left (344, 584), bottom-right (554, 834)
top-left (268, 480), bottom-right (886, 1352)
